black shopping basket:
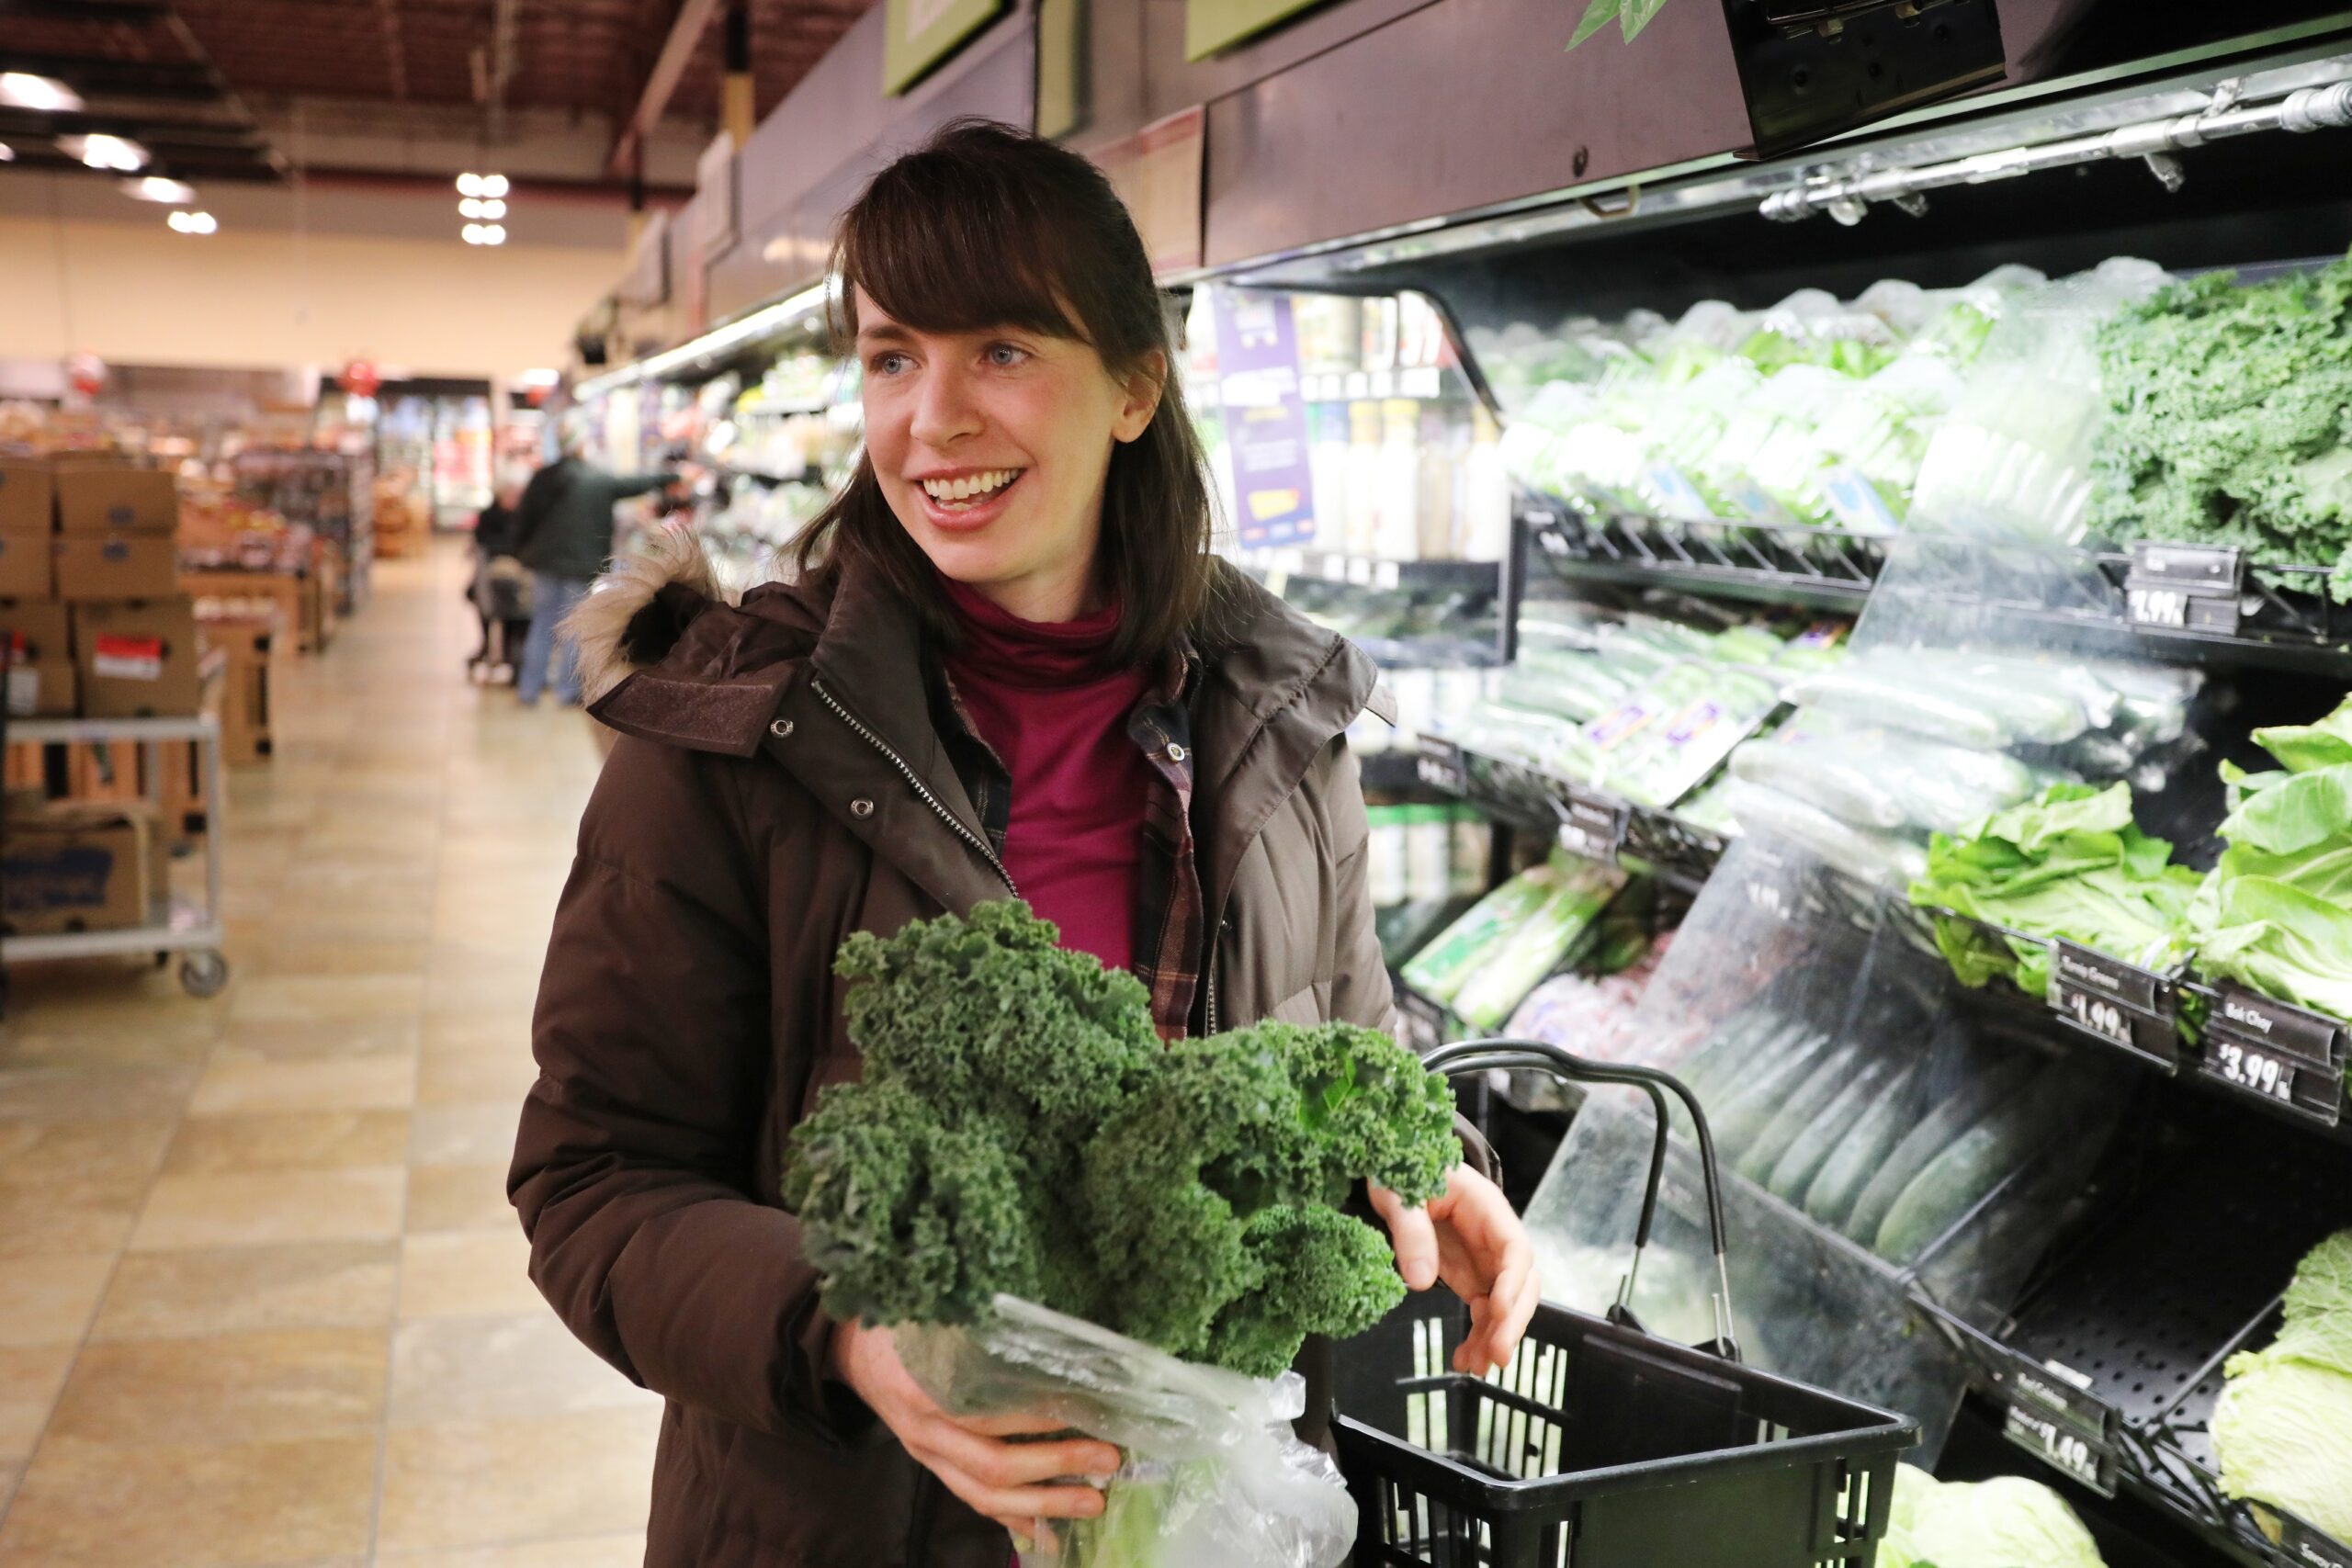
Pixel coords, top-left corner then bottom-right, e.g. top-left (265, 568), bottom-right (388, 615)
top-left (1332, 1037), bottom-right (1919, 1568)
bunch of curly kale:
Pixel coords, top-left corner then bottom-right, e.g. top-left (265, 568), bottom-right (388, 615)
top-left (782, 901), bottom-right (1460, 1380)
top-left (2090, 252), bottom-right (2352, 591)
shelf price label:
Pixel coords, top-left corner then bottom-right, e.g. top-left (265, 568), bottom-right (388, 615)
top-left (1414, 738), bottom-right (1469, 797)
top-left (2125, 542), bottom-right (2243, 636)
top-left (2278, 1512), bottom-right (2352, 1568)
top-left (1555, 787), bottom-right (1628, 865)
top-left (2199, 984), bottom-right (2346, 1128)
top-left (2046, 942), bottom-right (2179, 1068)
top-left (1999, 1357), bottom-right (2120, 1498)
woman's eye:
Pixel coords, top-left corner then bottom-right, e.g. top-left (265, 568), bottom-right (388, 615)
top-left (985, 344), bottom-right (1030, 368)
top-left (871, 352), bottom-right (912, 377)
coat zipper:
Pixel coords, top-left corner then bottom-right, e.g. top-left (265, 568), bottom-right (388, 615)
top-left (809, 678), bottom-right (1020, 900)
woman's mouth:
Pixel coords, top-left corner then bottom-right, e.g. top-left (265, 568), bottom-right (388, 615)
top-left (914, 468), bottom-right (1025, 528)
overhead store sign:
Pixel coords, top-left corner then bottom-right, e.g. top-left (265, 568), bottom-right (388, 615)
top-left (1723, 0), bottom-right (2007, 158)
top-left (882, 0), bottom-right (1009, 96)
top-left (1090, 107), bottom-right (1204, 277)
top-left (1186, 0), bottom-right (1333, 61)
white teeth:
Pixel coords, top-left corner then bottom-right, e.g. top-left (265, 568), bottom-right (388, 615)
top-left (922, 469), bottom-right (1018, 504)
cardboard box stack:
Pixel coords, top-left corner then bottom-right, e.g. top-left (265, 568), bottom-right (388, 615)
top-left (0, 456), bottom-right (200, 723)
top-left (0, 798), bottom-right (162, 936)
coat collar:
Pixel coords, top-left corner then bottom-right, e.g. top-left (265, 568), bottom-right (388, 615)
top-left (580, 536), bottom-right (1387, 920)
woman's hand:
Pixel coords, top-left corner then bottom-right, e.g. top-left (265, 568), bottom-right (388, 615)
top-left (830, 1318), bottom-right (1120, 1542)
top-left (1370, 1164), bottom-right (1540, 1376)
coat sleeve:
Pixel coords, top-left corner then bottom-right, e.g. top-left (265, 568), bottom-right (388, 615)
top-left (1322, 737), bottom-right (1500, 1186)
top-left (605, 469), bottom-right (680, 501)
top-left (509, 735), bottom-right (866, 1445)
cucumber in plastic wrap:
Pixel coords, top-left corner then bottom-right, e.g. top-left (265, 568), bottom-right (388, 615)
top-left (1736, 1039), bottom-right (1872, 1184)
top-left (1767, 1053), bottom-right (1905, 1203)
top-left (1803, 1059), bottom-right (1928, 1229)
top-left (1872, 1062), bottom-right (2085, 1264)
top-left (1841, 1051), bottom-right (2043, 1248)
top-left (1709, 1031), bottom-right (1837, 1159)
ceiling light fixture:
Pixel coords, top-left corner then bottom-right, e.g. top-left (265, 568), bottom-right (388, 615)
top-left (167, 209), bottom-right (218, 235)
top-left (478, 198), bottom-right (506, 220)
top-left (0, 143), bottom-right (15, 163)
top-left (458, 197), bottom-right (486, 219)
top-left (123, 175), bottom-right (196, 204)
top-left (0, 72), bottom-right (83, 114)
top-left (457, 172), bottom-right (484, 196)
top-left (481, 174), bottom-right (509, 197)
top-left (63, 133), bottom-right (149, 172)
top-left (461, 223), bottom-right (486, 245)
top-left (480, 224), bottom-right (506, 246)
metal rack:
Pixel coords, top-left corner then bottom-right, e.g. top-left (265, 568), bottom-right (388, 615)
top-left (1520, 500), bottom-right (1887, 611)
top-left (1, 714), bottom-right (231, 999)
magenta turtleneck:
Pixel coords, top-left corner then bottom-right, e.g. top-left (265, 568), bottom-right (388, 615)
top-left (940, 576), bottom-right (1155, 973)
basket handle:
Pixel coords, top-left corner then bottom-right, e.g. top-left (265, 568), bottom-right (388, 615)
top-left (1425, 1036), bottom-right (1742, 1363)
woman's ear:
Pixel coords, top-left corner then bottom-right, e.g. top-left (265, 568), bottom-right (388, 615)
top-left (1111, 350), bottom-right (1167, 445)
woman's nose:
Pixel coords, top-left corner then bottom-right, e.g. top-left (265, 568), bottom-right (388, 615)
top-left (909, 364), bottom-right (983, 447)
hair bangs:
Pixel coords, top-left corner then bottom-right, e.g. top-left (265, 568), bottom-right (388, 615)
top-left (832, 149), bottom-right (1087, 347)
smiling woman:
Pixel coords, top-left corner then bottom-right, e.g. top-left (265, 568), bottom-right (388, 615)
top-left (514, 117), bottom-right (1534, 1568)
top-left (787, 118), bottom-right (1216, 661)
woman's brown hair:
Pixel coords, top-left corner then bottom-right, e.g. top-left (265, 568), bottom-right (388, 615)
top-left (787, 118), bottom-right (1218, 667)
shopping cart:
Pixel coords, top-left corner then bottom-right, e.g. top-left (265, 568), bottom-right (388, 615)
top-left (1332, 1036), bottom-right (1919, 1568)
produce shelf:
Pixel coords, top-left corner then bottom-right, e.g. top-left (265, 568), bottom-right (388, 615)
top-left (1409, 734), bottom-right (1727, 893)
top-left (1518, 499), bottom-right (1887, 613)
top-left (1237, 550), bottom-right (1504, 595)
top-left (1892, 903), bottom-right (2352, 1143)
top-left (1918, 1108), bottom-right (2352, 1568)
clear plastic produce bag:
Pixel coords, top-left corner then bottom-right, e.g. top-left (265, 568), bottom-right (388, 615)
top-left (895, 1294), bottom-right (1355, 1568)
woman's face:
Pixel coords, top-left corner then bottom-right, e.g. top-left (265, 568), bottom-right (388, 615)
top-left (855, 288), bottom-right (1160, 620)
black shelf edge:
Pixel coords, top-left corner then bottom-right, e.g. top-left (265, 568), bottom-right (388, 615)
top-left (1518, 497), bottom-right (1885, 613)
top-left (1409, 734), bottom-right (1727, 893)
top-left (1898, 904), bottom-right (2352, 1145)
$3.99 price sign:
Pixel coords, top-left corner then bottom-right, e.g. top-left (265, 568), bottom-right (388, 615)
top-left (2205, 1037), bottom-right (2297, 1105)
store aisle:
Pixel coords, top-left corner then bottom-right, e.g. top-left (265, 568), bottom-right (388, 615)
top-left (0, 544), bottom-right (654, 1568)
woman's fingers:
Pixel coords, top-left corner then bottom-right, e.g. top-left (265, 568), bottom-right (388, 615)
top-left (1369, 1183), bottom-right (1441, 1291)
top-left (911, 1414), bottom-right (1121, 1497)
top-left (959, 1410), bottom-right (1084, 1439)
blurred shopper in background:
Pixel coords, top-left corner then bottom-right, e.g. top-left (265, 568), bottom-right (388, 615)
top-left (469, 466), bottom-right (536, 684)
top-left (511, 420), bottom-right (685, 705)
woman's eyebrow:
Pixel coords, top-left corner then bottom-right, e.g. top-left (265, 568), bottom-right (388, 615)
top-left (857, 321), bottom-right (917, 348)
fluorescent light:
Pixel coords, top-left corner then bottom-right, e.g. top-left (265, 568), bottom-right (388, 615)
top-left (64, 133), bottom-right (149, 172)
top-left (479, 198), bottom-right (506, 220)
top-left (0, 143), bottom-right (14, 163)
top-left (122, 175), bottom-right (196, 204)
top-left (457, 172), bottom-right (484, 197)
top-left (461, 223), bottom-right (485, 245)
top-left (480, 224), bottom-right (505, 245)
top-left (481, 174), bottom-right (509, 197)
top-left (0, 73), bottom-right (83, 113)
top-left (574, 280), bottom-right (833, 398)
top-left (514, 368), bottom-right (560, 389)
top-left (166, 209), bottom-right (218, 235)
top-left (458, 197), bottom-right (486, 219)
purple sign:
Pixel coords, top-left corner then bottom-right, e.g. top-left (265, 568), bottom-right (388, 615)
top-left (1210, 289), bottom-right (1317, 548)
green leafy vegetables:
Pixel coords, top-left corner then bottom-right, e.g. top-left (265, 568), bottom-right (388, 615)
top-left (2213, 1230), bottom-right (2352, 1542)
top-left (2189, 696), bottom-right (2352, 1030)
top-left (1880, 1463), bottom-right (2109, 1568)
top-left (782, 901), bottom-right (1460, 1380)
top-left (1908, 782), bottom-right (2201, 999)
top-left (2091, 252), bottom-right (2352, 590)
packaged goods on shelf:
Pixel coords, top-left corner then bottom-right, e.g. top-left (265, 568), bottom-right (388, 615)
top-left (1398, 853), bottom-right (1623, 1018)
top-left (0, 531), bottom-right (50, 598)
top-left (2211, 1229), bottom-right (2352, 1544)
top-left (0, 459), bottom-right (51, 530)
top-left (1493, 271), bottom-right (2041, 534)
top-left (55, 534), bottom-right (178, 602)
top-left (52, 464), bottom-right (176, 535)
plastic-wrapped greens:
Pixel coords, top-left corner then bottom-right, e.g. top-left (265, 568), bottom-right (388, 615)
top-left (1728, 713), bottom-right (2047, 834)
top-left (1721, 779), bottom-right (1929, 886)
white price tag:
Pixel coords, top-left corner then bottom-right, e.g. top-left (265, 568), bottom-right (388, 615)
top-left (2126, 586), bottom-right (2188, 628)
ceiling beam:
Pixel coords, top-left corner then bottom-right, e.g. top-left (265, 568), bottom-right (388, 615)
top-left (0, 109), bottom-right (268, 147)
top-left (376, 0), bottom-right (411, 100)
top-left (0, 0), bottom-right (171, 18)
top-left (605, 0), bottom-right (725, 177)
top-left (0, 53), bottom-right (220, 100)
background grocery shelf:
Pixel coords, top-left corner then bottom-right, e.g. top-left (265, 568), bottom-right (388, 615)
top-left (1519, 500), bottom-right (1887, 612)
top-left (1409, 735), bottom-right (1727, 893)
top-left (1238, 549), bottom-right (1503, 595)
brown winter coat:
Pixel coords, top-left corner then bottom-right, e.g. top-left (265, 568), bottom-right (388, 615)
top-left (509, 536), bottom-right (1475, 1567)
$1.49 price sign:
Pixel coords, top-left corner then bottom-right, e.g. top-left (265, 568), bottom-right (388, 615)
top-left (2000, 1404), bottom-right (2115, 1495)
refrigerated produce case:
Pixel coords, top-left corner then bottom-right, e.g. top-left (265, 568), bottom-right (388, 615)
top-left (1261, 22), bottom-right (2352, 1568)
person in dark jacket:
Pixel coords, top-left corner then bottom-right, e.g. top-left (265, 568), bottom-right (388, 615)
top-left (510, 429), bottom-right (683, 705)
top-left (511, 121), bottom-right (1536, 1566)
top-left (468, 470), bottom-right (535, 681)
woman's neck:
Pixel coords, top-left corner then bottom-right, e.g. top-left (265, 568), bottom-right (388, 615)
top-left (962, 559), bottom-right (1105, 625)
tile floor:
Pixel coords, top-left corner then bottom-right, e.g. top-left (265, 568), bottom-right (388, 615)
top-left (0, 544), bottom-right (655, 1567)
